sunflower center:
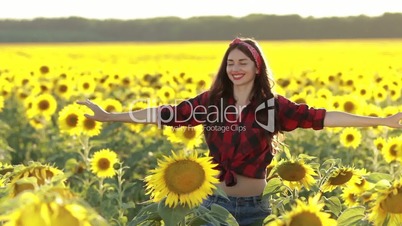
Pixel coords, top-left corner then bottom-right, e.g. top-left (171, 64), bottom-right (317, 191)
top-left (39, 100), bottom-right (50, 110)
top-left (66, 114), bottom-right (78, 127)
top-left (164, 160), bottom-right (205, 194)
top-left (123, 78), bottom-right (130, 85)
top-left (348, 193), bottom-right (357, 202)
top-left (40, 85), bottom-right (49, 92)
top-left (40, 66), bottom-right (49, 74)
top-left (333, 102), bottom-right (340, 108)
top-left (343, 101), bottom-right (355, 113)
top-left (106, 106), bottom-right (116, 112)
top-left (198, 80), bottom-right (206, 87)
top-left (83, 83), bottom-right (90, 89)
top-left (84, 119), bottom-right (96, 129)
top-left (277, 162), bottom-right (306, 181)
top-left (22, 79), bottom-right (29, 85)
top-left (389, 144), bottom-right (398, 156)
top-left (376, 143), bottom-right (383, 151)
top-left (380, 188), bottom-right (402, 213)
top-left (329, 170), bottom-right (353, 185)
top-left (164, 92), bottom-right (170, 98)
top-left (346, 134), bottom-right (354, 142)
top-left (97, 158), bottom-right (111, 170)
top-left (183, 128), bottom-right (196, 139)
top-left (19, 93), bottom-right (28, 99)
top-left (59, 85), bottom-right (68, 93)
top-left (295, 98), bottom-right (306, 104)
top-left (355, 178), bottom-right (366, 187)
top-left (289, 211), bottom-right (322, 226)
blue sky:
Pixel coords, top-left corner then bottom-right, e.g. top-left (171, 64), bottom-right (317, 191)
top-left (1, 0), bottom-right (402, 20)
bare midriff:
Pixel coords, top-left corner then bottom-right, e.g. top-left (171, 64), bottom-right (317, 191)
top-left (216, 174), bottom-right (267, 197)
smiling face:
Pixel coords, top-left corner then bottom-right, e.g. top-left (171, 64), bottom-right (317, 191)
top-left (226, 48), bottom-right (257, 87)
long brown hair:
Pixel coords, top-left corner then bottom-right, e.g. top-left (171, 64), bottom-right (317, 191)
top-left (206, 37), bottom-right (282, 151)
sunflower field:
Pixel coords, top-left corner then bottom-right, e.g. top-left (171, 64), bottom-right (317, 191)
top-left (0, 39), bottom-right (401, 226)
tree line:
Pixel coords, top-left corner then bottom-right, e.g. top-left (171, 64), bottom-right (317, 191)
top-left (0, 13), bottom-right (401, 42)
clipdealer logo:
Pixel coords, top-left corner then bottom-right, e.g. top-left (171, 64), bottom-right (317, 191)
top-left (255, 97), bottom-right (275, 132)
top-left (128, 97), bottom-right (275, 132)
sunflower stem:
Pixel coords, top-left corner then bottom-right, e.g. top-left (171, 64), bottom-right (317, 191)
top-left (99, 177), bottom-right (105, 200)
top-left (293, 188), bottom-right (298, 200)
top-left (372, 145), bottom-right (379, 172)
top-left (116, 162), bottom-right (129, 221)
top-left (78, 135), bottom-right (91, 167)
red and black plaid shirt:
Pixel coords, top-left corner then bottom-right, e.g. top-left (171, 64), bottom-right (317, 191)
top-left (158, 91), bottom-right (326, 186)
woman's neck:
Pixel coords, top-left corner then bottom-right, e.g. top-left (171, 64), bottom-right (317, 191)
top-left (233, 84), bottom-right (253, 105)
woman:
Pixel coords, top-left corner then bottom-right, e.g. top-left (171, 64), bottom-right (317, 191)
top-left (77, 37), bottom-right (401, 225)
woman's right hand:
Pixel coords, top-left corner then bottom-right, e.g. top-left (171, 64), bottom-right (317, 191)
top-left (76, 99), bottom-right (111, 122)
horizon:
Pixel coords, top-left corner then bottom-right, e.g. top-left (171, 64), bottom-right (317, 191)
top-left (1, 0), bottom-right (402, 20)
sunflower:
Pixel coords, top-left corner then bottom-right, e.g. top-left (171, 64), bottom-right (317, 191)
top-left (15, 88), bottom-right (30, 102)
top-left (341, 188), bottom-right (359, 207)
top-left (54, 79), bottom-right (74, 100)
top-left (156, 86), bottom-right (176, 102)
top-left (0, 162), bottom-right (13, 176)
top-left (327, 95), bottom-right (343, 111)
top-left (0, 191), bottom-right (107, 226)
top-left (125, 100), bottom-right (149, 133)
top-left (33, 79), bottom-right (53, 95)
top-left (58, 103), bottom-right (85, 136)
top-left (178, 84), bottom-right (197, 99)
top-left (90, 149), bottom-right (118, 178)
top-left (269, 194), bottom-right (337, 226)
top-left (275, 158), bottom-right (317, 191)
top-left (339, 94), bottom-right (364, 114)
top-left (373, 86), bottom-right (388, 103)
top-left (388, 83), bottom-right (401, 101)
top-left (139, 86), bottom-right (155, 99)
top-left (321, 166), bottom-right (363, 192)
top-left (28, 116), bottom-right (50, 130)
top-left (339, 127), bottom-right (362, 149)
top-left (289, 93), bottom-right (307, 104)
top-left (120, 76), bottom-right (133, 88)
top-left (80, 108), bottom-right (103, 137)
top-left (8, 163), bottom-right (65, 197)
top-left (381, 136), bottom-right (402, 163)
top-left (144, 151), bottom-right (219, 208)
top-left (26, 93), bottom-right (58, 119)
top-left (361, 104), bottom-right (384, 118)
top-left (0, 78), bottom-right (13, 99)
top-left (373, 137), bottom-right (386, 153)
top-left (163, 126), bottom-right (181, 143)
top-left (101, 98), bottom-right (123, 113)
top-left (353, 83), bottom-right (373, 101)
top-left (77, 76), bottom-right (96, 96)
top-left (348, 169), bottom-right (373, 194)
top-left (315, 88), bottom-right (333, 100)
top-left (175, 125), bottom-right (204, 150)
top-left (368, 178), bottom-right (402, 226)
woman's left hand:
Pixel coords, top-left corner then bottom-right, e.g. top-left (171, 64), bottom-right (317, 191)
top-left (383, 112), bottom-right (402, 128)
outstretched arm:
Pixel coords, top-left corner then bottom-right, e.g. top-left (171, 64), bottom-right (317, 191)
top-left (76, 99), bottom-right (159, 124)
top-left (324, 111), bottom-right (402, 128)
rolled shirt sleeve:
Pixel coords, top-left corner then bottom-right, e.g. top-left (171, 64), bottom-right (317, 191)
top-left (276, 95), bottom-right (326, 131)
top-left (158, 91), bottom-right (209, 127)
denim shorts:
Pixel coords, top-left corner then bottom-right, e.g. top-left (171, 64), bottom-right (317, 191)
top-left (201, 194), bottom-right (271, 226)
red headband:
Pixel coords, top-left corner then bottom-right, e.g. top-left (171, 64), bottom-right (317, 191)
top-left (229, 38), bottom-right (262, 74)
